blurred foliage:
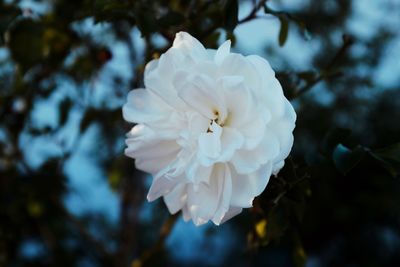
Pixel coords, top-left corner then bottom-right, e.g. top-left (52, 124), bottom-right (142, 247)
top-left (0, 0), bottom-right (400, 267)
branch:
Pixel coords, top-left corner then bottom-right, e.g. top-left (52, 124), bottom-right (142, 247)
top-left (238, 0), bottom-right (269, 24)
top-left (200, 0), bottom-right (269, 40)
top-left (293, 34), bottom-right (354, 98)
top-left (66, 211), bottom-right (112, 259)
top-left (131, 213), bottom-right (179, 267)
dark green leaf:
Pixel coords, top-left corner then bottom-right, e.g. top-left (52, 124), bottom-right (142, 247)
top-left (278, 16), bottom-right (289, 46)
top-left (298, 71), bottom-right (317, 83)
top-left (157, 11), bottom-right (185, 27)
top-left (0, 4), bottom-right (21, 45)
top-left (374, 143), bottom-right (400, 163)
top-left (58, 98), bottom-right (72, 126)
top-left (80, 109), bottom-right (98, 133)
top-left (134, 7), bottom-right (158, 37)
top-left (8, 20), bottom-right (44, 72)
top-left (223, 0), bottom-right (238, 32)
top-left (369, 143), bottom-right (400, 177)
top-left (321, 128), bottom-right (351, 156)
top-left (369, 152), bottom-right (399, 177)
top-left (333, 144), bottom-right (366, 175)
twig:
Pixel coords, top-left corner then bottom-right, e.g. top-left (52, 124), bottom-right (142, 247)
top-left (294, 34), bottom-right (354, 98)
top-left (200, 0), bottom-right (269, 40)
top-left (238, 0), bottom-right (269, 24)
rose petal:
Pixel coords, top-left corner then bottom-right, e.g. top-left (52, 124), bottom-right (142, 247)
top-left (230, 162), bottom-right (273, 208)
top-left (214, 40), bottom-right (231, 65)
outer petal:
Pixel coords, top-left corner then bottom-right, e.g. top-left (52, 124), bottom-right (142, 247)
top-left (147, 174), bottom-right (182, 202)
top-left (214, 40), bottom-right (231, 65)
top-left (269, 98), bottom-right (296, 174)
top-left (164, 184), bottom-right (187, 214)
top-left (218, 53), bottom-right (261, 90)
top-left (186, 168), bottom-right (222, 225)
top-left (212, 164), bottom-right (233, 225)
top-left (144, 49), bottom-right (186, 109)
top-left (173, 32), bottom-right (207, 60)
top-left (122, 89), bottom-right (170, 123)
top-left (230, 162), bottom-right (273, 208)
top-left (218, 206), bottom-right (242, 224)
top-left (185, 163), bottom-right (232, 226)
top-left (246, 55), bottom-right (286, 118)
top-left (125, 125), bottom-right (180, 175)
top-left (231, 130), bottom-right (280, 174)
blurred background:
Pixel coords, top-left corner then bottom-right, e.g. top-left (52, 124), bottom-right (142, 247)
top-left (1, 0), bottom-right (400, 266)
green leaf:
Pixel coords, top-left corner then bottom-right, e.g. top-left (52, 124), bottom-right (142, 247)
top-left (333, 144), bottom-right (366, 175)
top-left (278, 16), bottom-right (289, 46)
top-left (369, 143), bottom-right (400, 177)
top-left (321, 128), bottom-right (351, 156)
top-left (369, 152), bottom-right (398, 177)
top-left (374, 143), bottom-right (400, 163)
top-left (223, 0), bottom-right (239, 32)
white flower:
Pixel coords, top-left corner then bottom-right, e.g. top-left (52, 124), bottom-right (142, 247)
top-left (123, 32), bottom-right (296, 226)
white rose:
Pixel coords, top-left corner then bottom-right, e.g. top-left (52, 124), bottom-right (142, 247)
top-left (123, 32), bottom-right (296, 226)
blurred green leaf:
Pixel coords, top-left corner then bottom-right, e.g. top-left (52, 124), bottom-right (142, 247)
top-left (333, 144), bottom-right (366, 175)
top-left (0, 3), bottom-right (21, 45)
top-left (80, 109), bottom-right (98, 133)
top-left (278, 16), bottom-right (289, 46)
top-left (8, 20), bottom-right (44, 72)
top-left (157, 11), bottom-right (185, 27)
top-left (369, 143), bottom-right (400, 177)
top-left (134, 6), bottom-right (158, 37)
top-left (58, 98), bottom-right (72, 126)
top-left (374, 143), bottom-right (400, 163)
top-left (223, 0), bottom-right (238, 32)
top-left (298, 71), bottom-right (318, 84)
top-left (321, 128), bottom-right (351, 156)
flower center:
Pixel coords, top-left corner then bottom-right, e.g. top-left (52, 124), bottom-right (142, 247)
top-left (207, 109), bottom-right (227, 133)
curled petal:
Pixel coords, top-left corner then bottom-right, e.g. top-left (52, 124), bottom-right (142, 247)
top-left (214, 40), bottom-right (231, 65)
top-left (230, 162), bottom-right (273, 208)
top-left (173, 32), bottom-right (207, 60)
top-left (164, 184), bottom-right (187, 214)
top-left (231, 131), bottom-right (280, 174)
top-left (122, 89), bottom-right (169, 123)
top-left (177, 74), bottom-right (226, 120)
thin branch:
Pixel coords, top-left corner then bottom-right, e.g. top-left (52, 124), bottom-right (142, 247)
top-left (238, 0), bottom-right (269, 24)
top-left (200, 0), bottom-right (269, 40)
top-left (294, 35), bottom-right (354, 98)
